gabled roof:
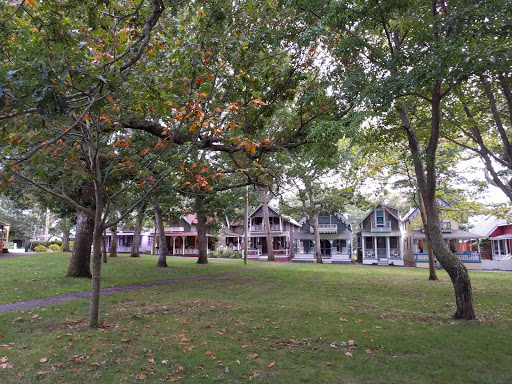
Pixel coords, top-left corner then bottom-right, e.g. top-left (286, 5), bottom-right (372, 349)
top-left (359, 203), bottom-right (401, 224)
top-left (249, 204), bottom-right (300, 227)
top-left (298, 212), bottom-right (352, 230)
top-left (401, 207), bottom-right (419, 222)
top-left (471, 211), bottom-right (512, 238)
top-left (401, 199), bottom-right (452, 223)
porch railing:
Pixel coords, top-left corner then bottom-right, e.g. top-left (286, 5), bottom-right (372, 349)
top-left (415, 252), bottom-right (481, 263)
top-left (371, 221), bottom-right (392, 232)
top-left (309, 224), bottom-right (338, 234)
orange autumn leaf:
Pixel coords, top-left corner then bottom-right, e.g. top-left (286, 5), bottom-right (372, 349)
top-left (268, 361), bottom-right (275, 368)
top-left (140, 147), bottom-right (149, 156)
top-left (82, 114), bottom-right (89, 121)
top-left (39, 358), bottom-right (47, 363)
top-left (26, 0), bottom-right (35, 5)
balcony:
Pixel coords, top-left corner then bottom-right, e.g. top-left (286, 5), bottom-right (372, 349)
top-left (250, 224), bottom-right (283, 232)
top-left (371, 221), bottom-right (392, 233)
top-left (440, 221), bottom-right (452, 233)
top-left (165, 227), bottom-right (185, 232)
top-left (309, 224), bottom-right (338, 234)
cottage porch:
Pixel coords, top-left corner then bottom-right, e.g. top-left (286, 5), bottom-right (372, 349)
top-left (415, 252), bottom-right (482, 270)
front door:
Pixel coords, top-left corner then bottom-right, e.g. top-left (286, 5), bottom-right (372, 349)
top-left (321, 240), bottom-right (331, 258)
top-left (377, 237), bottom-right (387, 258)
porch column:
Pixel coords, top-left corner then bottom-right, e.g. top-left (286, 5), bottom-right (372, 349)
top-left (498, 240), bottom-right (501, 257)
top-left (181, 236), bottom-right (186, 254)
top-left (361, 236), bottom-right (365, 258)
top-left (386, 237), bottom-right (390, 258)
top-left (374, 237), bottom-right (377, 257)
top-left (329, 240), bottom-right (334, 255)
top-left (171, 236), bottom-right (175, 255)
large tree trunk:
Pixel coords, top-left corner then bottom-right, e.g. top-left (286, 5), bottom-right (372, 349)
top-left (195, 197), bottom-right (209, 264)
top-left (196, 211), bottom-right (209, 264)
top-left (153, 195), bottom-right (168, 268)
top-left (418, 192), bottom-right (438, 280)
top-left (260, 190), bottom-right (275, 261)
top-left (400, 89), bottom-right (476, 320)
top-left (131, 202), bottom-right (146, 257)
top-left (88, 211), bottom-right (104, 328)
top-left (66, 210), bottom-right (93, 278)
top-left (109, 225), bottom-right (118, 257)
top-left (62, 218), bottom-right (71, 252)
top-left (102, 231), bottom-right (107, 264)
top-left (311, 213), bottom-right (323, 263)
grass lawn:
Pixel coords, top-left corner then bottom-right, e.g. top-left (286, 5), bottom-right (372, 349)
top-left (0, 253), bottom-right (511, 383)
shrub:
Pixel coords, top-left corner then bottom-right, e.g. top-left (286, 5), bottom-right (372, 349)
top-left (49, 244), bottom-right (61, 251)
top-left (30, 241), bottom-right (48, 250)
top-left (34, 245), bottom-right (47, 252)
top-left (210, 248), bottom-right (242, 259)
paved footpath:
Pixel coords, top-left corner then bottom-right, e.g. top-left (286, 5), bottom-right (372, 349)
top-left (0, 262), bottom-right (289, 314)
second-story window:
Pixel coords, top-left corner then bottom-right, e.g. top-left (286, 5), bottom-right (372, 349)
top-left (375, 209), bottom-right (385, 226)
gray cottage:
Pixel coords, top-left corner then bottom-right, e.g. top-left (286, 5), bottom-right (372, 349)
top-left (247, 204), bottom-right (300, 261)
top-left (292, 213), bottom-right (352, 264)
top-left (356, 204), bottom-right (404, 266)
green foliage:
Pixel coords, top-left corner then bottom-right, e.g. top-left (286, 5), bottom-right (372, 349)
top-left (49, 243), bottom-right (61, 251)
top-left (34, 245), bottom-right (47, 252)
top-left (210, 248), bottom-right (242, 259)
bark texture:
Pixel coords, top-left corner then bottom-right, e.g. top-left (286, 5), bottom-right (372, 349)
top-left (418, 192), bottom-right (438, 280)
top-left (130, 202), bottom-right (146, 257)
top-left (61, 218), bottom-right (71, 252)
top-left (311, 213), bottom-right (323, 263)
top-left (153, 195), bottom-right (168, 268)
top-left (66, 210), bottom-right (93, 278)
top-left (109, 225), bottom-right (118, 257)
top-left (260, 190), bottom-right (275, 261)
top-left (196, 210), bottom-right (209, 264)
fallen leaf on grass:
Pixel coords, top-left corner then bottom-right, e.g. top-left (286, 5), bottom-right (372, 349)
top-left (248, 353), bottom-right (258, 359)
top-left (135, 373), bottom-right (147, 380)
top-left (268, 361), bottom-right (275, 368)
top-left (1, 363), bottom-right (14, 369)
top-left (366, 348), bottom-right (373, 354)
top-left (205, 351), bottom-right (214, 356)
top-left (39, 358), bottom-right (48, 363)
top-left (345, 351), bottom-right (352, 357)
top-left (0, 356), bottom-right (7, 363)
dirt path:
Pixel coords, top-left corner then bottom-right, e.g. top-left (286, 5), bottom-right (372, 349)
top-left (0, 262), bottom-right (289, 314)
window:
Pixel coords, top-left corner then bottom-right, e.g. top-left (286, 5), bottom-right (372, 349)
top-left (390, 237), bottom-right (398, 249)
top-left (375, 209), bottom-right (385, 226)
top-left (365, 237), bottom-right (373, 249)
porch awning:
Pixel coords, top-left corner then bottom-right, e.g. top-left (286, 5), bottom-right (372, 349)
top-left (409, 229), bottom-right (480, 240)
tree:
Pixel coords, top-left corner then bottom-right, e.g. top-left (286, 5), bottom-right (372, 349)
top-left (321, 0), bottom-right (495, 319)
top-left (152, 195), bottom-right (168, 268)
top-left (130, 201), bottom-right (147, 258)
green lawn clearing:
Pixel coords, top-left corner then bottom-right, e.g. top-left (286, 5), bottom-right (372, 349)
top-left (0, 254), bottom-right (511, 383)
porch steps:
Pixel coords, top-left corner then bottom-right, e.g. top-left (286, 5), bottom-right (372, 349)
top-left (377, 259), bottom-right (389, 266)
